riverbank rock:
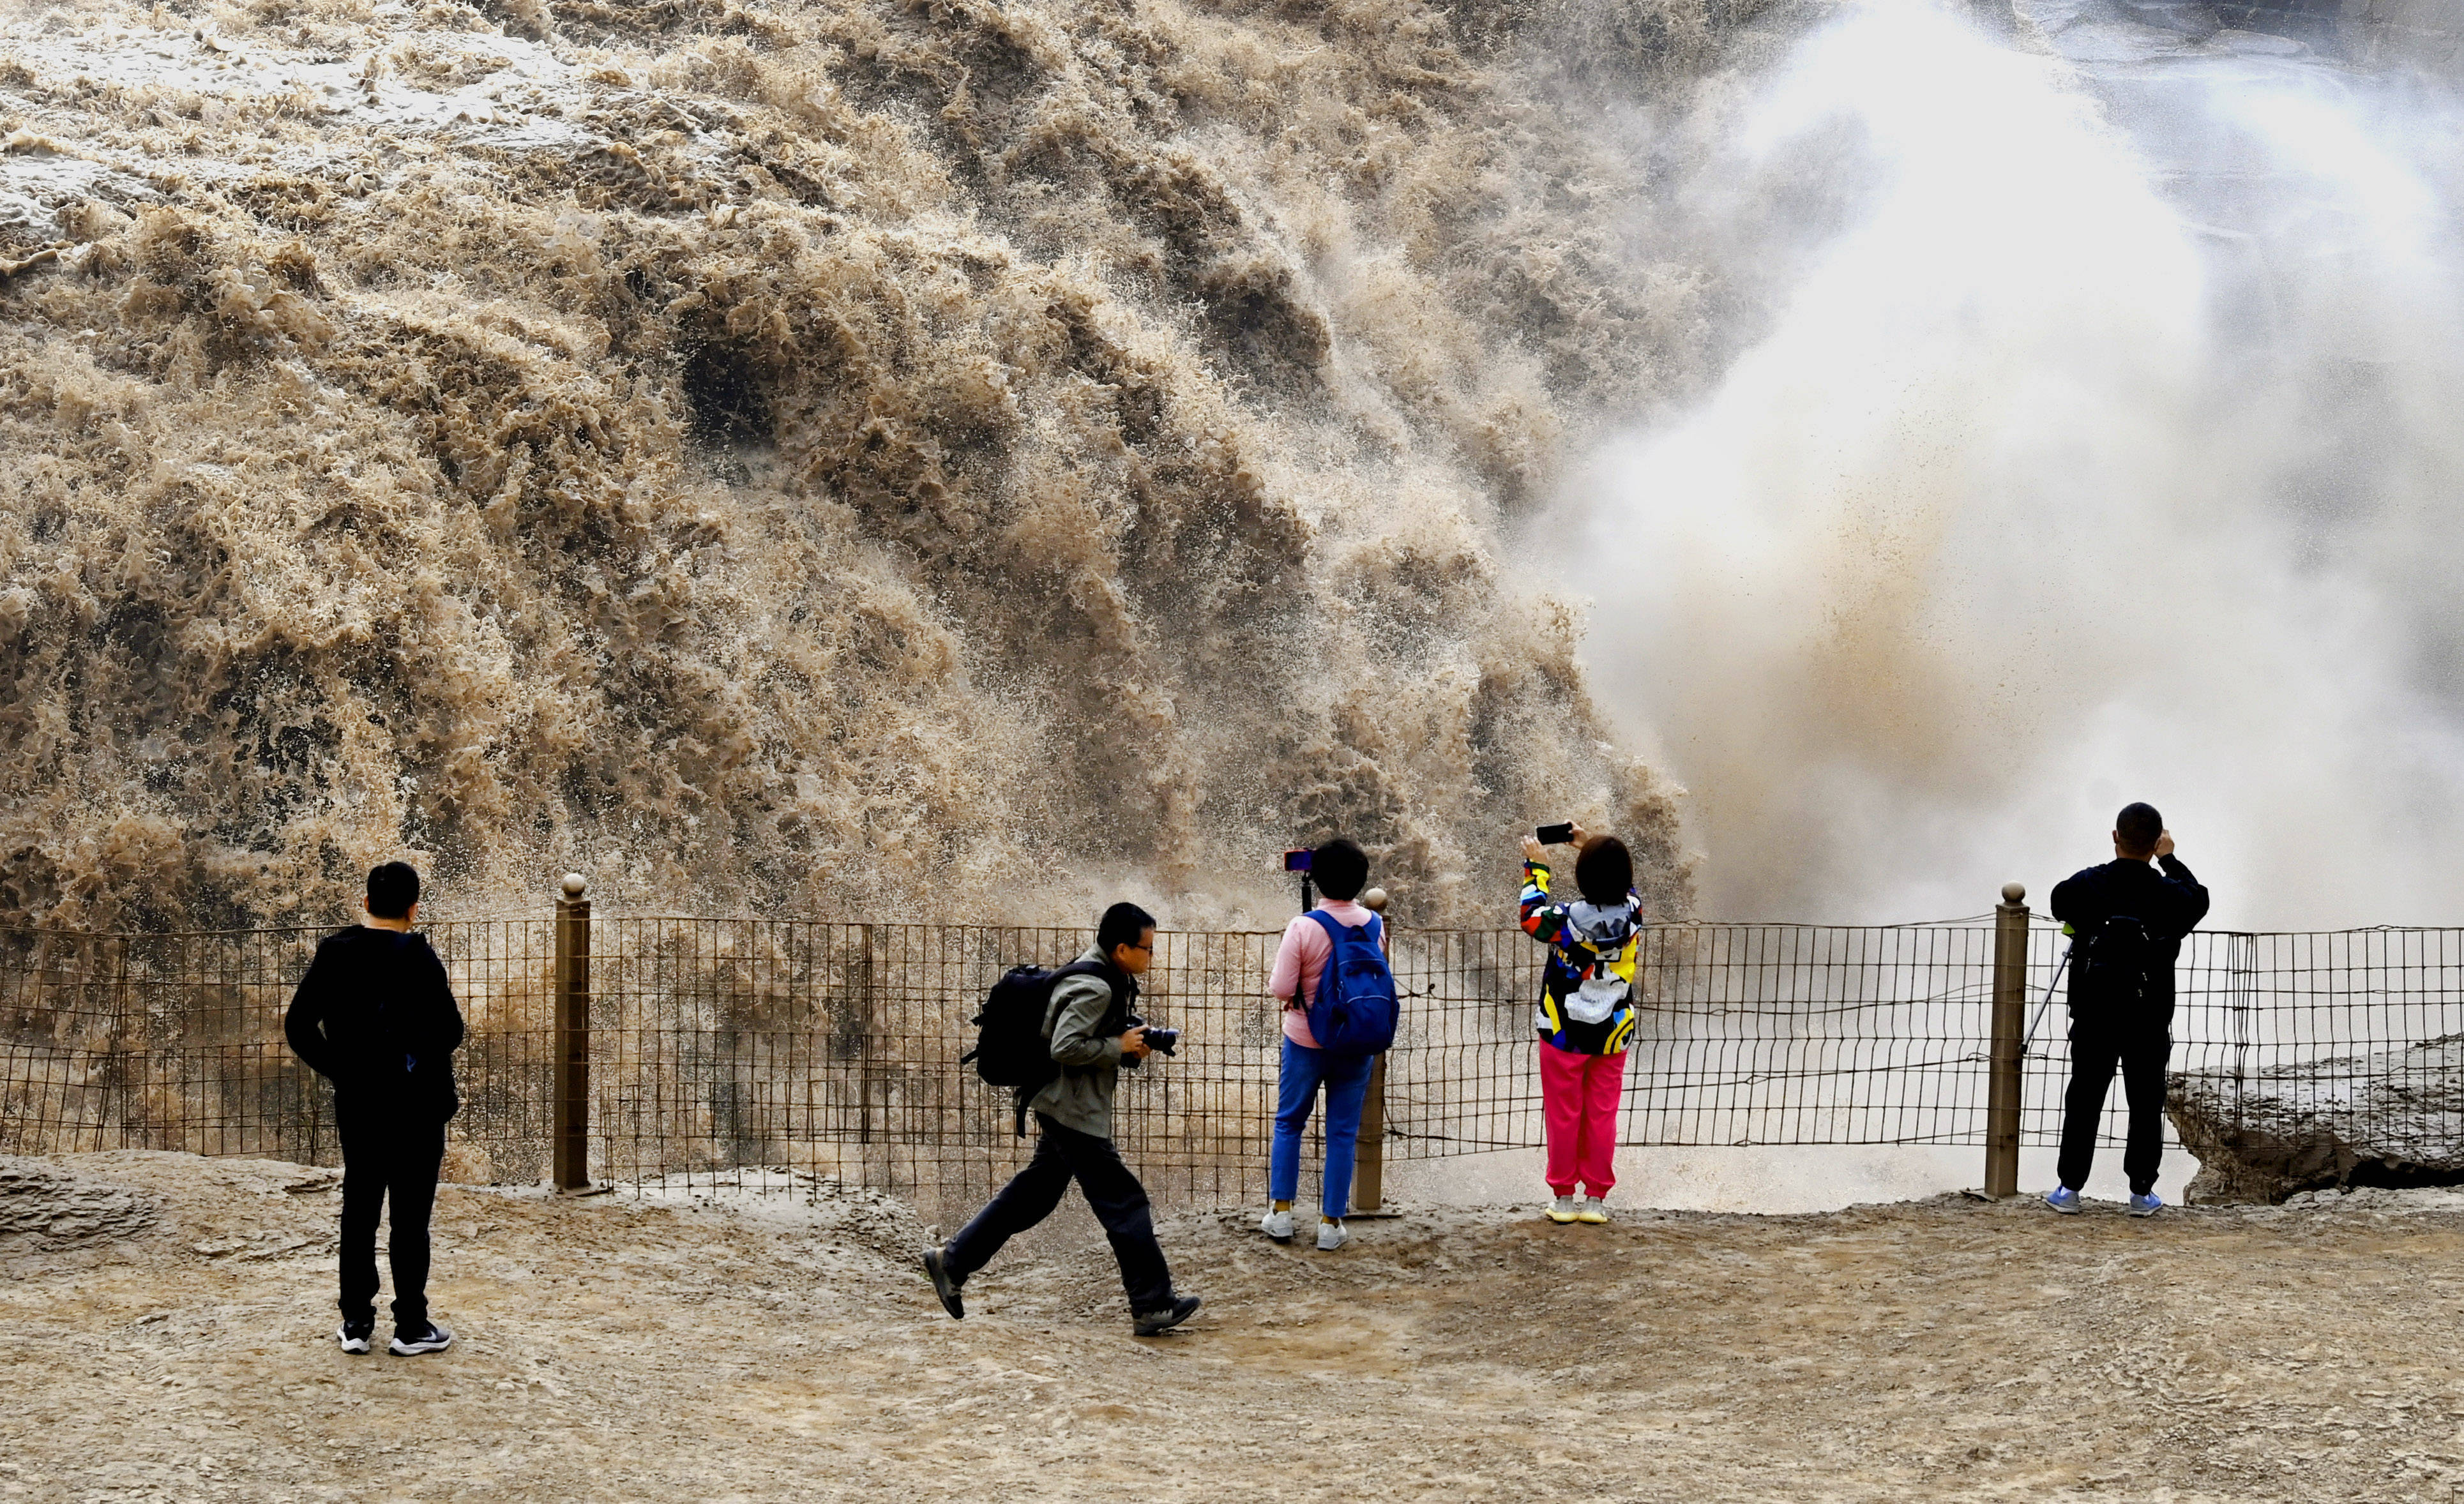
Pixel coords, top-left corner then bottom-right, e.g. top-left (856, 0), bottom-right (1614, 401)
top-left (0, 1158), bottom-right (159, 1253)
top-left (2169, 1034), bottom-right (2464, 1203)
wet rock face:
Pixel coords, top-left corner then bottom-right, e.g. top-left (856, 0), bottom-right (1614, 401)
top-left (2349, 0), bottom-right (2464, 77)
top-left (2169, 1035), bottom-right (2464, 1204)
top-left (2217, 0), bottom-right (2464, 75)
top-left (0, 1160), bottom-right (161, 1252)
top-left (2022, 0), bottom-right (2464, 76)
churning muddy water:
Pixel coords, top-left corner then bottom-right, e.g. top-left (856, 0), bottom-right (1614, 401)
top-left (4, 0), bottom-right (2457, 933)
top-left (0, 0), bottom-right (1721, 933)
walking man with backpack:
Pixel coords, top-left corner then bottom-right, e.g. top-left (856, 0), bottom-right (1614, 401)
top-left (925, 903), bottom-right (1203, 1336)
top-left (283, 861), bottom-right (464, 1357)
top-left (1262, 838), bottom-right (1400, 1252)
top-left (2046, 802), bottom-right (2211, 1218)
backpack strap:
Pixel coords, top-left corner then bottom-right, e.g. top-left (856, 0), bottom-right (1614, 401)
top-left (1046, 959), bottom-right (1119, 1034)
top-left (1304, 910), bottom-right (1379, 945)
top-left (1016, 960), bottom-right (1117, 1138)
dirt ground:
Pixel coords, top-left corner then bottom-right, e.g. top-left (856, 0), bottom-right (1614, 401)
top-left (4, 1152), bottom-right (2463, 1502)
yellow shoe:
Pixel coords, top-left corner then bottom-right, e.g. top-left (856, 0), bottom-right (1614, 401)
top-left (1546, 1195), bottom-right (1579, 1223)
top-left (1575, 1196), bottom-right (1610, 1224)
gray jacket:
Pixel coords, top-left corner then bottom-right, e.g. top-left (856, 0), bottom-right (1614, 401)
top-left (1022, 947), bottom-right (1138, 1139)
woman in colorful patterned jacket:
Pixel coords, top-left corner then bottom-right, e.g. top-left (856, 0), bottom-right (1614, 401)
top-left (1518, 824), bottom-right (1642, 1225)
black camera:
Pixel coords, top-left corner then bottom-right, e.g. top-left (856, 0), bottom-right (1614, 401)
top-left (1536, 822), bottom-right (1576, 845)
top-left (1126, 1017), bottom-right (1181, 1055)
top-left (1283, 848), bottom-right (1313, 873)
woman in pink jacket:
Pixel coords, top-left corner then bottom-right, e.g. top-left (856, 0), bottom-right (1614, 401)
top-left (1262, 838), bottom-right (1379, 1252)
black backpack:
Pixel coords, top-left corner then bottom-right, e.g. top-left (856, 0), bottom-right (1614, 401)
top-left (2074, 914), bottom-right (2161, 1021)
top-left (962, 961), bottom-right (1115, 1129)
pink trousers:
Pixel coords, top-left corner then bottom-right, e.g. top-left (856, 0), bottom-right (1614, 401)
top-left (1539, 1040), bottom-right (1626, 1198)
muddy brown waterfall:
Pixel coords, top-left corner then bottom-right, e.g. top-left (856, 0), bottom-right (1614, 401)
top-left (0, 0), bottom-right (1735, 931)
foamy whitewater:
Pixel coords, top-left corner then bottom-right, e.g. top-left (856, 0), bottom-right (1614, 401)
top-left (1, 0), bottom-right (2456, 938)
top-left (1562, 0), bottom-right (2464, 928)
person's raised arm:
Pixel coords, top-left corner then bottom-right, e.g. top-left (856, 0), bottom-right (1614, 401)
top-left (1520, 837), bottom-right (1573, 945)
top-left (2049, 867), bottom-right (2096, 929)
top-left (2154, 834), bottom-right (2210, 932)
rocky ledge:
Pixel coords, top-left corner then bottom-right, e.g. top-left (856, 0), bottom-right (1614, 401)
top-left (0, 1158), bottom-right (160, 1252)
top-left (2170, 1034), bottom-right (2464, 1203)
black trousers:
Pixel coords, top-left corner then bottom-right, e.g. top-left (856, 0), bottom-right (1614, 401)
top-left (2057, 1025), bottom-right (2172, 1196)
top-left (943, 1113), bottom-right (1174, 1312)
top-left (335, 1094), bottom-right (447, 1335)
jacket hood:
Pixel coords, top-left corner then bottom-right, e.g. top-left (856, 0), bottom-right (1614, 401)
top-left (1565, 899), bottom-right (1638, 949)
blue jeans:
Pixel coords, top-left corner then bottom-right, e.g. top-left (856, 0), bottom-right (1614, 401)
top-left (1269, 1035), bottom-right (1377, 1217)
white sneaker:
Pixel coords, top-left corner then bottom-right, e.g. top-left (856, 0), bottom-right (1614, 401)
top-left (1546, 1196), bottom-right (1579, 1224)
top-left (1575, 1196), bottom-right (1610, 1224)
top-left (1315, 1219), bottom-right (1350, 1252)
top-left (388, 1321), bottom-right (453, 1357)
top-left (1260, 1207), bottom-right (1294, 1243)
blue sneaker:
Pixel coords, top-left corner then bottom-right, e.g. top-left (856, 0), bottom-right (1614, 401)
top-left (2128, 1191), bottom-right (2163, 1218)
top-left (2045, 1185), bottom-right (2083, 1215)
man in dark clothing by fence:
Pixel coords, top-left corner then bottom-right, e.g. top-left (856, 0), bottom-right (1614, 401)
top-left (2046, 803), bottom-right (2210, 1218)
top-left (923, 902), bottom-right (1203, 1337)
top-left (284, 862), bottom-right (464, 1356)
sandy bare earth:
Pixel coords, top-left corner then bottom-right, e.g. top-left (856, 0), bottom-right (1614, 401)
top-left (4, 1152), bottom-right (2463, 1503)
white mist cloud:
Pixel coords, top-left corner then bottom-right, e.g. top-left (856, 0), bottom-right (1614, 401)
top-left (1560, 0), bottom-right (2464, 928)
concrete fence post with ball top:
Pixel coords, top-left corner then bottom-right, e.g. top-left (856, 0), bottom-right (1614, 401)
top-left (1986, 882), bottom-right (2029, 1199)
top-left (1355, 886), bottom-right (1391, 1215)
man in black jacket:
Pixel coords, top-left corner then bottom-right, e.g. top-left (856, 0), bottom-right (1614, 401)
top-left (2046, 803), bottom-right (2210, 1218)
top-left (285, 862), bottom-right (464, 1355)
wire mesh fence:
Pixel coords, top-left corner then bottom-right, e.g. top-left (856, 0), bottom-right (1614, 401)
top-left (0, 922), bottom-right (557, 1183)
top-left (581, 921), bottom-right (1290, 1210)
top-left (8, 910), bottom-right (2464, 1212)
top-left (1387, 921), bottom-right (2018, 1153)
top-left (2027, 925), bottom-right (2464, 1174)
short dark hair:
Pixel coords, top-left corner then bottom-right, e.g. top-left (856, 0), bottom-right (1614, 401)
top-left (1096, 901), bottom-right (1157, 958)
top-left (2115, 802), bottom-right (2163, 857)
top-left (1573, 836), bottom-right (1633, 907)
top-left (1311, 838), bottom-right (1368, 901)
top-left (367, 861), bottom-right (421, 920)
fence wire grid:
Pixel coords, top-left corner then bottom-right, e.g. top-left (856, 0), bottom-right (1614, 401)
top-left (6, 915), bottom-right (2463, 1212)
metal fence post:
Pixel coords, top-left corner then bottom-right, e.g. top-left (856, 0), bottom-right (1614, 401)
top-left (858, 923), bottom-right (877, 1148)
top-left (1986, 882), bottom-right (2027, 1198)
top-left (1354, 886), bottom-right (1391, 1215)
top-left (553, 873), bottom-right (592, 1192)
top-left (108, 935), bottom-right (133, 1154)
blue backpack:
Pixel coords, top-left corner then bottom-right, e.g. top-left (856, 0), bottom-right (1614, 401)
top-left (1305, 911), bottom-right (1399, 1055)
